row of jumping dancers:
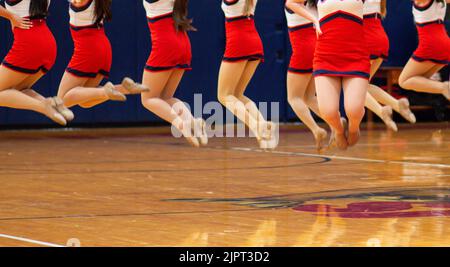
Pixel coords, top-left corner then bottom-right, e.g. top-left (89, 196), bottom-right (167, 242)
top-left (0, 0), bottom-right (449, 151)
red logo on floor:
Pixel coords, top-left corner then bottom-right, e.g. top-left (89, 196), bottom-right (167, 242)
top-left (293, 201), bottom-right (450, 218)
top-left (165, 187), bottom-right (450, 219)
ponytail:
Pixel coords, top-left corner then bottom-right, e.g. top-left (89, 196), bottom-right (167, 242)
top-left (173, 0), bottom-right (195, 32)
top-left (30, 0), bottom-right (49, 19)
top-left (94, 0), bottom-right (112, 26)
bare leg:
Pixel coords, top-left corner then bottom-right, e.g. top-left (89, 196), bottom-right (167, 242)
top-left (304, 80), bottom-right (321, 116)
top-left (141, 70), bottom-right (179, 123)
top-left (162, 70), bottom-right (208, 145)
top-left (363, 59), bottom-right (397, 131)
top-left (343, 77), bottom-right (369, 146)
top-left (287, 72), bottom-right (327, 149)
top-left (162, 69), bottom-right (194, 122)
top-left (315, 76), bottom-right (343, 133)
top-left (399, 59), bottom-right (447, 97)
top-left (234, 60), bottom-right (267, 125)
top-left (141, 69), bottom-right (199, 147)
top-left (58, 73), bottom-right (111, 108)
top-left (218, 61), bottom-right (263, 140)
top-left (0, 67), bottom-right (66, 125)
top-left (366, 59), bottom-right (416, 123)
top-left (365, 92), bottom-right (397, 131)
top-left (315, 76), bottom-right (348, 150)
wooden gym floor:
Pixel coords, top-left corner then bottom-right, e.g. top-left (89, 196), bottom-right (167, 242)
top-left (0, 123), bottom-right (449, 247)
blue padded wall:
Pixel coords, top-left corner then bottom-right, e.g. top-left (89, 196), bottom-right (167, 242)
top-left (0, 0), bottom-right (426, 126)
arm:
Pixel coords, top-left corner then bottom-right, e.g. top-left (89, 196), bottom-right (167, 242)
top-left (0, 6), bottom-right (32, 29)
top-left (286, 0), bottom-right (322, 36)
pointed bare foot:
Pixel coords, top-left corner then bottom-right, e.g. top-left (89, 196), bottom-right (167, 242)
top-left (347, 130), bottom-right (360, 147)
top-left (313, 128), bottom-right (328, 151)
top-left (193, 118), bottom-right (208, 146)
top-left (44, 98), bottom-right (67, 126)
top-left (104, 82), bottom-right (127, 101)
top-left (398, 98), bottom-right (416, 123)
top-left (121, 77), bottom-right (150, 94)
top-left (179, 120), bottom-right (200, 148)
top-left (258, 121), bottom-right (272, 141)
top-left (52, 96), bottom-right (74, 121)
top-left (381, 106), bottom-right (398, 132)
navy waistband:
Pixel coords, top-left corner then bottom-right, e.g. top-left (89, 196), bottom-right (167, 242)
top-left (70, 24), bottom-right (104, 31)
top-left (225, 15), bottom-right (254, 23)
top-left (320, 12), bottom-right (363, 27)
top-left (288, 23), bottom-right (314, 32)
top-left (416, 20), bottom-right (444, 27)
top-left (363, 13), bottom-right (382, 19)
top-left (147, 13), bottom-right (173, 23)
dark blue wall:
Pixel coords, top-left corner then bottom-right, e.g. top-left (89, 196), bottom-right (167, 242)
top-left (0, 0), bottom-right (428, 126)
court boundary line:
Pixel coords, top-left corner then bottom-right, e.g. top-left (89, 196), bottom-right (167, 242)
top-left (231, 147), bottom-right (450, 169)
top-left (0, 233), bottom-right (65, 247)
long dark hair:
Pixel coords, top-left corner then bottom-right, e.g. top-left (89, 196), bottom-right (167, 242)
top-left (94, 0), bottom-right (112, 26)
top-left (244, 0), bottom-right (254, 14)
top-left (173, 0), bottom-right (195, 31)
top-left (381, 0), bottom-right (387, 17)
top-left (29, 0), bottom-right (49, 19)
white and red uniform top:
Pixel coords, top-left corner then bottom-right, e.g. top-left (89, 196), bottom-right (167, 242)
top-left (313, 0), bottom-right (370, 79)
top-left (317, 0), bottom-right (364, 21)
top-left (285, 1), bottom-right (318, 29)
top-left (363, 0), bottom-right (381, 17)
top-left (222, 0), bottom-right (257, 20)
top-left (413, 0), bottom-right (446, 25)
top-left (4, 0), bottom-right (51, 18)
top-left (143, 0), bottom-right (174, 20)
top-left (69, 0), bottom-right (99, 28)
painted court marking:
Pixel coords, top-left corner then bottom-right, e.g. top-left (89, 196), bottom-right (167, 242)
top-left (231, 147), bottom-right (450, 169)
top-left (0, 234), bottom-right (65, 247)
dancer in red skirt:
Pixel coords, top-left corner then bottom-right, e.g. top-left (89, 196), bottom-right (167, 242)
top-left (311, 0), bottom-right (370, 150)
top-left (399, 0), bottom-right (450, 100)
top-left (363, 0), bottom-right (416, 132)
top-left (58, 0), bottom-right (148, 115)
top-left (218, 0), bottom-right (277, 149)
top-left (0, 0), bottom-right (70, 125)
top-left (285, 0), bottom-right (327, 150)
top-left (141, 0), bottom-right (208, 147)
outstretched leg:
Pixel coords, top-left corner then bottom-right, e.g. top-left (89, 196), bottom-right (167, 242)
top-left (0, 67), bottom-right (66, 125)
top-left (399, 59), bottom-right (448, 99)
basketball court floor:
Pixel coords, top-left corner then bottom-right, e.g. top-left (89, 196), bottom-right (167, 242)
top-left (0, 123), bottom-right (448, 247)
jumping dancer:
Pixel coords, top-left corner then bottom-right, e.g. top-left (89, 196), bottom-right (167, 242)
top-left (0, 0), bottom-right (69, 125)
top-left (218, 0), bottom-right (276, 149)
top-left (363, 0), bottom-right (416, 131)
top-left (310, 0), bottom-right (370, 150)
top-left (58, 0), bottom-right (148, 114)
top-left (285, 0), bottom-right (327, 150)
top-left (399, 0), bottom-right (450, 100)
top-left (141, 0), bottom-right (207, 147)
